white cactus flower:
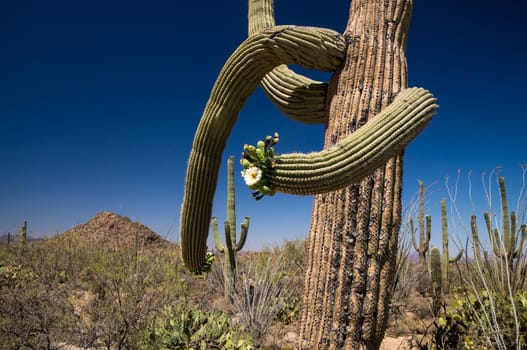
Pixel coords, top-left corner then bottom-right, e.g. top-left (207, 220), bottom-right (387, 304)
top-left (241, 166), bottom-right (262, 187)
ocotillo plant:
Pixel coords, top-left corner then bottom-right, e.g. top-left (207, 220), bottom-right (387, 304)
top-left (430, 246), bottom-right (442, 317)
top-left (470, 176), bottom-right (527, 295)
top-left (440, 198), bottom-right (463, 294)
top-left (212, 156), bottom-right (249, 300)
top-left (179, 1), bottom-right (437, 347)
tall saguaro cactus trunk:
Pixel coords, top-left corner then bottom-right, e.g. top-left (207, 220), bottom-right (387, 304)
top-left (300, 1), bottom-right (412, 348)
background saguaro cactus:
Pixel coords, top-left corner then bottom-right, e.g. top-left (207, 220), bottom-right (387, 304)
top-left (470, 177), bottom-right (527, 295)
top-left (212, 156), bottom-right (250, 300)
top-left (18, 221), bottom-right (27, 247)
top-left (179, 0), bottom-right (436, 348)
top-left (440, 198), bottom-right (462, 294)
top-left (430, 246), bottom-right (442, 317)
top-left (410, 180), bottom-right (432, 295)
top-left (411, 180), bottom-right (431, 268)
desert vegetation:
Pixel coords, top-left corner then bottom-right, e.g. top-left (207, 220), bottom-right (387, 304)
top-left (3, 0), bottom-right (525, 348)
top-left (1, 169), bottom-right (526, 349)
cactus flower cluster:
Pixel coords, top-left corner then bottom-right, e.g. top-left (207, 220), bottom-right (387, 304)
top-left (240, 132), bottom-right (279, 200)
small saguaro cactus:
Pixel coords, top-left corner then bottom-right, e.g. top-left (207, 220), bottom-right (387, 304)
top-left (489, 177), bottom-right (527, 262)
top-left (440, 198), bottom-right (463, 294)
top-left (470, 176), bottom-right (527, 295)
top-left (410, 181), bottom-right (431, 270)
top-left (18, 221), bottom-right (27, 246)
top-left (212, 156), bottom-right (250, 300)
top-left (430, 246), bottom-right (442, 316)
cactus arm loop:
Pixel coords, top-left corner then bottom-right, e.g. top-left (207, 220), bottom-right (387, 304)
top-left (180, 26), bottom-right (347, 272)
top-left (248, 0), bottom-right (329, 123)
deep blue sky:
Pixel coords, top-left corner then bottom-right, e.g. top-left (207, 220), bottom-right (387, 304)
top-left (1, 0), bottom-right (526, 250)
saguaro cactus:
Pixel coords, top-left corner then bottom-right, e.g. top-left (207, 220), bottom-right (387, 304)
top-left (470, 176), bottom-right (527, 295)
top-left (179, 1), bottom-right (436, 348)
top-left (18, 221), bottom-right (27, 246)
top-left (410, 180), bottom-right (431, 268)
top-left (212, 156), bottom-right (250, 300)
top-left (430, 246), bottom-right (442, 316)
top-left (440, 198), bottom-right (463, 294)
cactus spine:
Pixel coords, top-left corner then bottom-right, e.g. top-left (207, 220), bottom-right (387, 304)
top-left (440, 198), bottom-right (463, 294)
top-left (430, 246), bottom-right (442, 316)
top-left (212, 156), bottom-right (249, 300)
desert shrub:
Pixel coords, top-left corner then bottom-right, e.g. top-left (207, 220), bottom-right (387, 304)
top-left (231, 248), bottom-right (296, 347)
top-left (71, 244), bottom-right (187, 348)
top-left (0, 246), bottom-right (77, 350)
top-left (435, 290), bottom-right (527, 350)
top-left (141, 302), bottom-right (253, 349)
top-left (0, 235), bottom-right (190, 349)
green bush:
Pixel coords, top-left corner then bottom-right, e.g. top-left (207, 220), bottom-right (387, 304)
top-left (436, 290), bottom-right (527, 349)
top-left (142, 303), bottom-right (253, 349)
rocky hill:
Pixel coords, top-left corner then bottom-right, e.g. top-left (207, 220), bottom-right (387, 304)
top-left (57, 211), bottom-right (173, 249)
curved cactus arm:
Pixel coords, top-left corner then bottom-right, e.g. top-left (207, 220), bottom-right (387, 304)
top-left (249, 0), bottom-right (329, 124)
top-left (252, 88), bottom-right (437, 195)
top-left (236, 217), bottom-right (250, 252)
top-left (180, 26), bottom-right (347, 272)
top-left (449, 249), bottom-right (464, 263)
top-left (212, 217), bottom-right (225, 253)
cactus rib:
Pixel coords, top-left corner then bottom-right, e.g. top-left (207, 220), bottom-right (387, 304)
top-left (181, 26), bottom-right (347, 272)
top-left (248, 0), bottom-right (328, 123)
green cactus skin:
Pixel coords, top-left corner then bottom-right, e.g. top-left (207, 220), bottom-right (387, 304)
top-left (179, 22), bottom-right (436, 272)
top-left (411, 181), bottom-right (431, 269)
top-left (480, 177), bottom-right (527, 263)
top-left (212, 156), bottom-right (250, 300)
top-left (440, 198), bottom-right (463, 294)
top-left (471, 214), bottom-right (483, 267)
top-left (263, 88), bottom-right (436, 195)
top-left (470, 176), bottom-right (527, 294)
top-left (430, 246), bottom-right (442, 316)
top-left (180, 25), bottom-right (347, 272)
top-left (248, 0), bottom-right (328, 124)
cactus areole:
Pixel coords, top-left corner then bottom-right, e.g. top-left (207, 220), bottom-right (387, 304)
top-left (180, 0), bottom-right (436, 347)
